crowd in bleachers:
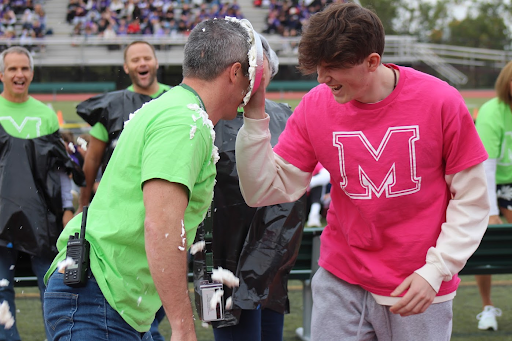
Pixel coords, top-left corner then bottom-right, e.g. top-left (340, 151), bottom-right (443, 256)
top-left (0, 0), bottom-right (50, 52)
top-left (66, 0), bottom-right (244, 38)
top-left (258, 0), bottom-right (335, 37)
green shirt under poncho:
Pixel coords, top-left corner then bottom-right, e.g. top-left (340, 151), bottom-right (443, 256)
top-left (0, 96), bottom-right (58, 138)
top-left (89, 83), bottom-right (171, 142)
top-left (45, 85), bottom-right (217, 332)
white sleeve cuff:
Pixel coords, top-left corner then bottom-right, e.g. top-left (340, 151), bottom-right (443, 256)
top-left (241, 113), bottom-right (270, 137)
top-left (59, 171), bottom-right (73, 208)
top-left (414, 262), bottom-right (444, 293)
top-left (483, 158), bottom-right (499, 216)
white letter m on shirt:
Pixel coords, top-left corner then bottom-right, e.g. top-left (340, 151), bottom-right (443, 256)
top-left (333, 126), bottom-right (421, 199)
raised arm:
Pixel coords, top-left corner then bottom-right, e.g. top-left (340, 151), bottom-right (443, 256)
top-left (235, 114), bottom-right (312, 207)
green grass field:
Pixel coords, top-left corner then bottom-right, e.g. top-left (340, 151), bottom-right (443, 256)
top-left (49, 96), bottom-right (491, 130)
top-left (13, 275), bottom-right (512, 340)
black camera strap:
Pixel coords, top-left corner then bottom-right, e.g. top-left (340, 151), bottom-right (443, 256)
top-left (202, 203), bottom-right (214, 277)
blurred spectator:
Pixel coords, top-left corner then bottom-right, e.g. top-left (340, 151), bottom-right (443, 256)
top-left (64, 0), bottom-right (247, 44)
top-left (104, 20), bottom-right (117, 39)
top-left (103, 20), bottom-right (119, 50)
top-left (72, 22), bottom-right (82, 36)
top-left (1, 10), bottom-right (16, 27)
top-left (12, 0), bottom-right (27, 14)
top-left (0, 1), bottom-right (49, 50)
top-left (127, 17), bottom-right (141, 34)
top-left (34, 4), bottom-right (47, 31)
top-left (97, 17), bottom-right (108, 34)
top-left (19, 27), bottom-right (35, 52)
top-left (109, 0), bottom-right (123, 14)
top-left (0, 0), bottom-right (10, 14)
top-left (306, 163), bottom-right (330, 227)
top-left (32, 20), bottom-right (44, 38)
top-left (3, 26), bottom-right (15, 40)
top-left (262, 0), bottom-right (337, 38)
top-left (67, 0), bottom-right (81, 23)
top-left (120, 0), bottom-right (135, 21)
top-left (21, 8), bottom-right (34, 27)
top-left (117, 18), bottom-right (128, 35)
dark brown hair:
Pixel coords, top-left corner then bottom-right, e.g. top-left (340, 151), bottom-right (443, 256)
top-left (495, 60), bottom-right (512, 106)
top-left (298, 2), bottom-right (385, 74)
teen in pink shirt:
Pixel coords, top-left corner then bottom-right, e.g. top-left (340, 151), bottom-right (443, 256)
top-left (235, 3), bottom-right (489, 340)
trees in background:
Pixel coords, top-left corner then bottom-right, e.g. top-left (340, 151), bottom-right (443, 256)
top-left (359, 0), bottom-right (512, 50)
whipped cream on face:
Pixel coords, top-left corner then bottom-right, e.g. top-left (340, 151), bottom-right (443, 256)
top-left (224, 16), bottom-right (258, 106)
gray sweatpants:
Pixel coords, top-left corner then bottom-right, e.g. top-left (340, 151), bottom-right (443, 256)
top-left (311, 267), bottom-right (453, 341)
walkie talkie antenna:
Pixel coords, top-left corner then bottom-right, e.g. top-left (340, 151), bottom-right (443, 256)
top-left (80, 206), bottom-right (88, 241)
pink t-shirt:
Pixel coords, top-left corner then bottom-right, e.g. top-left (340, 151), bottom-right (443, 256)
top-left (312, 162), bottom-right (324, 176)
top-left (274, 65), bottom-right (488, 296)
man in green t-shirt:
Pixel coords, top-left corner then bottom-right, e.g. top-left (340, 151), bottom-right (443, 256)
top-left (77, 41), bottom-right (171, 214)
top-left (0, 46), bottom-right (77, 341)
top-left (75, 40), bottom-right (171, 340)
top-left (44, 19), bottom-right (255, 341)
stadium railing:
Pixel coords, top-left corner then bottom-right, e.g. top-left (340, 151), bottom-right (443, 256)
top-left (0, 82), bottom-right (116, 94)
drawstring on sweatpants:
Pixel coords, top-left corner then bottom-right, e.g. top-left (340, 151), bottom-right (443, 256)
top-left (356, 290), bottom-right (369, 340)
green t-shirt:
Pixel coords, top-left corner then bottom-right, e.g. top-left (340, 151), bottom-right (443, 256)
top-left (89, 83), bottom-right (171, 142)
top-left (0, 96), bottom-right (58, 138)
top-left (475, 97), bottom-right (512, 184)
top-left (45, 85), bottom-right (217, 332)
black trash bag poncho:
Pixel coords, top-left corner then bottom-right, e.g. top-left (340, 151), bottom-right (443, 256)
top-left (0, 125), bottom-right (85, 258)
top-left (76, 90), bottom-right (157, 170)
top-left (193, 99), bottom-right (307, 328)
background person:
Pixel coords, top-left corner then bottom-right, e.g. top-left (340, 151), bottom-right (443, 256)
top-left (76, 40), bottom-right (170, 213)
top-left (305, 162), bottom-right (330, 227)
top-left (43, 18), bottom-right (255, 341)
top-left (235, 3), bottom-right (490, 340)
top-left (0, 46), bottom-right (82, 341)
top-left (195, 34), bottom-right (306, 341)
top-left (472, 60), bottom-right (512, 331)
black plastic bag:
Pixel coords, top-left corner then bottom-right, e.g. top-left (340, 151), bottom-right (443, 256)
top-left (76, 90), bottom-right (155, 169)
top-left (194, 100), bottom-right (307, 328)
top-left (0, 126), bottom-right (84, 258)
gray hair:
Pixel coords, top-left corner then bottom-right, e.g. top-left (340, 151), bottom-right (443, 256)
top-left (183, 19), bottom-right (250, 80)
top-left (0, 46), bottom-right (34, 73)
top-left (259, 34), bottom-right (279, 79)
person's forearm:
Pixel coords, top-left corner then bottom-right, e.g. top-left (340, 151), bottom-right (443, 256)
top-left (62, 210), bottom-right (74, 227)
top-left (483, 158), bottom-right (499, 216)
top-left (78, 137), bottom-right (106, 212)
top-left (415, 163), bottom-right (490, 292)
top-left (143, 180), bottom-right (197, 340)
top-left (145, 219), bottom-right (195, 337)
top-left (235, 114), bottom-right (312, 207)
top-left (78, 162), bottom-right (100, 212)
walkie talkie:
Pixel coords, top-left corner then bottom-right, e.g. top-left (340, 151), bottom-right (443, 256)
top-left (64, 206), bottom-right (91, 287)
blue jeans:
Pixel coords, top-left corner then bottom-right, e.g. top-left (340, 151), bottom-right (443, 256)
top-left (44, 271), bottom-right (154, 341)
top-left (149, 307), bottom-right (166, 341)
top-left (0, 246), bottom-right (53, 341)
top-left (213, 309), bottom-right (284, 341)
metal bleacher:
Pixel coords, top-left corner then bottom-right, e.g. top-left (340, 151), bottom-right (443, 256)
top-left (0, 34), bottom-right (509, 86)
